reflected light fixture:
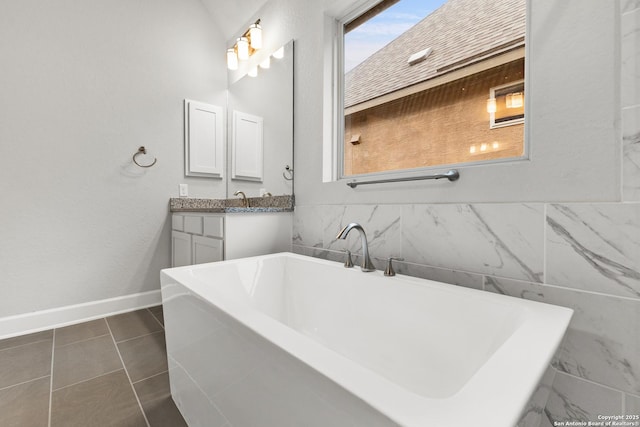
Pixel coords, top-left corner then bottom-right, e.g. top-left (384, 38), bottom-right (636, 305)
top-left (226, 19), bottom-right (263, 70)
top-left (248, 66), bottom-right (258, 77)
top-left (273, 45), bottom-right (285, 59)
top-left (260, 56), bottom-right (271, 69)
top-left (486, 98), bottom-right (497, 113)
top-left (226, 48), bottom-right (238, 70)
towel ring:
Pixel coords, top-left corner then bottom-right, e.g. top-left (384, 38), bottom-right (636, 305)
top-left (283, 165), bottom-right (293, 180)
top-left (133, 146), bottom-right (157, 168)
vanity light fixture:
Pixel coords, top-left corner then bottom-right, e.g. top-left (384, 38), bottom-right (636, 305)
top-left (237, 37), bottom-right (250, 60)
top-left (249, 22), bottom-right (262, 49)
top-left (260, 56), bottom-right (271, 69)
top-left (226, 19), bottom-right (263, 70)
top-left (248, 66), bottom-right (258, 77)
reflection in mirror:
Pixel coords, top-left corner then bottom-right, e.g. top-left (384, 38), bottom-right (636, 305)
top-left (227, 40), bottom-right (294, 197)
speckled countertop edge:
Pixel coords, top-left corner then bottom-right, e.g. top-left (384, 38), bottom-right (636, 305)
top-left (169, 195), bottom-right (294, 213)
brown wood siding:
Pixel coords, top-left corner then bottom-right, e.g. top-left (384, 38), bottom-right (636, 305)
top-left (344, 59), bottom-right (525, 176)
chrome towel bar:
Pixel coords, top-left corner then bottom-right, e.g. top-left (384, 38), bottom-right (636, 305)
top-left (346, 169), bottom-right (459, 188)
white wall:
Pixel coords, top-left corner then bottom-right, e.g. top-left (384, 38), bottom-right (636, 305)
top-left (0, 0), bottom-right (227, 317)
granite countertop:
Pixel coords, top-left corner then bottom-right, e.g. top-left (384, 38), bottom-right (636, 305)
top-left (170, 195), bottom-right (294, 213)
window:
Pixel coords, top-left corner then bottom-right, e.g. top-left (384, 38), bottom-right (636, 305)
top-left (489, 80), bottom-right (525, 129)
top-left (338, 0), bottom-right (527, 178)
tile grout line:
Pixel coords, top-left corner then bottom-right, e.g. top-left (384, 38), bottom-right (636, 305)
top-left (105, 319), bottom-right (151, 427)
top-left (48, 329), bottom-right (55, 427)
top-left (51, 368), bottom-right (125, 393)
top-left (131, 369), bottom-right (169, 385)
top-left (115, 329), bottom-right (164, 345)
top-left (0, 337), bottom-right (53, 353)
top-left (147, 307), bottom-right (165, 330)
top-left (54, 332), bottom-right (111, 349)
top-left (0, 375), bottom-right (51, 392)
top-left (556, 369), bottom-right (631, 395)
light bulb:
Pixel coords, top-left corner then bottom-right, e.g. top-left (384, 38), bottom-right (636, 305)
top-left (226, 48), bottom-right (238, 70)
top-left (469, 145), bottom-right (476, 154)
top-left (237, 37), bottom-right (249, 61)
top-left (480, 143), bottom-right (487, 152)
top-left (492, 142), bottom-right (500, 150)
top-left (249, 23), bottom-right (262, 50)
top-left (248, 67), bottom-right (258, 77)
top-left (260, 56), bottom-right (271, 69)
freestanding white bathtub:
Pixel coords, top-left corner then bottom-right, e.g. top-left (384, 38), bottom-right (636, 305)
top-left (161, 252), bottom-right (572, 427)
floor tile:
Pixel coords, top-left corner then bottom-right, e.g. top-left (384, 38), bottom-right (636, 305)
top-left (51, 369), bottom-right (147, 427)
top-left (134, 372), bottom-right (187, 427)
top-left (148, 305), bottom-right (164, 327)
top-left (118, 332), bottom-right (168, 383)
top-left (0, 340), bottom-right (52, 389)
top-left (0, 330), bottom-right (52, 351)
top-left (107, 309), bottom-right (163, 342)
top-left (53, 334), bottom-right (122, 390)
top-left (55, 319), bottom-right (109, 347)
top-left (0, 376), bottom-right (50, 427)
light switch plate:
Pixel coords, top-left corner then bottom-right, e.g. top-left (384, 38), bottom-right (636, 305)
top-left (179, 184), bottom-right (188, 197)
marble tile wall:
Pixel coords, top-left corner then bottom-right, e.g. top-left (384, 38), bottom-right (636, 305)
top-left (294, 202), bottom-right (640, 424)
top-left (292, 2), bottom-right (640, 423)
top-left (623, 2), bottom-right (640, 201)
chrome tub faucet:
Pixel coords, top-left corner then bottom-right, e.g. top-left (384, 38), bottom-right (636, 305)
top-left (336, 223), bottom-right (376, 272)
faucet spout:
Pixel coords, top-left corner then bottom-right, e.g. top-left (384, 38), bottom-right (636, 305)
top-left (335, 222), bottom-right (376, 272)
top-left (234, 191), bottom-right (249, 208)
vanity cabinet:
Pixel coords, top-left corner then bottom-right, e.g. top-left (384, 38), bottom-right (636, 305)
top-left (171, 211), bottom-right (292, 267)
top-left (171, 213), bottom-right (224, 267)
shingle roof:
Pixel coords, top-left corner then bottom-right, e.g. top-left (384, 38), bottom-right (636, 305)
top-left (344, 0), bottom-right (526, 108)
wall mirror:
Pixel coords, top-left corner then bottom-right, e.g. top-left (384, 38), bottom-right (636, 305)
top-left (227, 39), bottom-right (294, 197)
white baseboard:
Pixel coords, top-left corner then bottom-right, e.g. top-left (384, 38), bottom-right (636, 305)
top-left (0, 290), bottom-right (162, 340)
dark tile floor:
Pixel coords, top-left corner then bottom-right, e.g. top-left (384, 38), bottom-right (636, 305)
top-left (0, 306), bottom-right (187, 427)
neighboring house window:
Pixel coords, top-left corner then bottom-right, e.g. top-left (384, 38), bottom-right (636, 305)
top-left (489, 80), bottom-right (525, 129)
top-left (338, 0), bottom-right (527, 178)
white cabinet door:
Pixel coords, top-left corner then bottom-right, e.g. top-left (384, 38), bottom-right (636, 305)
top-left (184, 100), bottom-right (224, 177)
top-left (231, 110), bottom-right (263, 181)
top-left (192, 235), bottom-right (223, 265)
top-left (172, 231), bottom-right (192, 267)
